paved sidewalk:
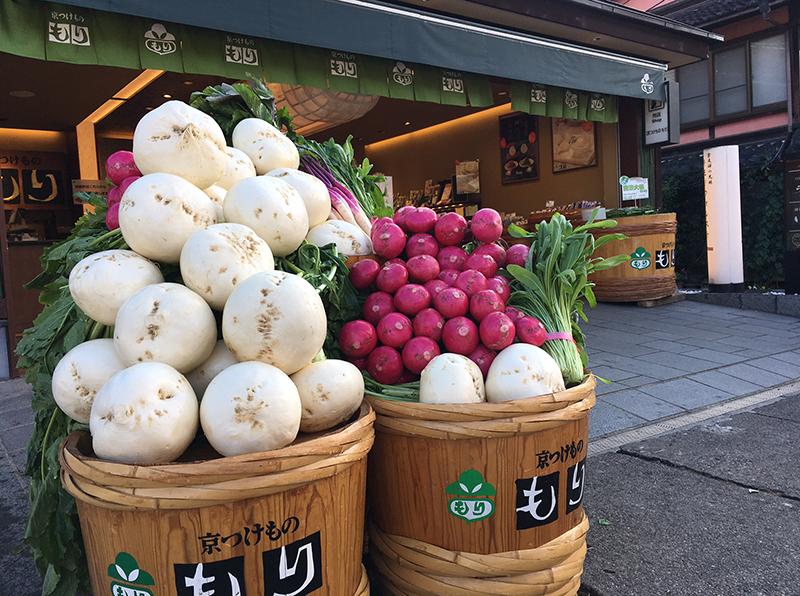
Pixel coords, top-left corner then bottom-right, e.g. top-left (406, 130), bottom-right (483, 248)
top-left (1, 299), bottom-right (798, 595)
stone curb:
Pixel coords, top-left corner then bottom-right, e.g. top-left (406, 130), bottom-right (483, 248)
top-left (683, 290), bottom-right (800, 317)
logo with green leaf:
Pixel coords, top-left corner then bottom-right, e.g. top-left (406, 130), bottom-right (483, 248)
top-left (108, 552), bottom-right (154, 596)
top-left (446, 470), bottom-right (496, 524)
top-left (630, 247), bottom-right (652, 270)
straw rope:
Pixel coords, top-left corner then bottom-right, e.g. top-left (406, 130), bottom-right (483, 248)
top-left (368, 514), bottom-right (589, 596)
top-left (591, 275), bottom-right (676, 303)
top-left (355, 564), bottom-right (371, 596)
top-left (365, 376), bottom-right (595, 440)
top-left (60, 403), bottom-right (375, 511)
top-left (591, 219), bottom-right (677, 237)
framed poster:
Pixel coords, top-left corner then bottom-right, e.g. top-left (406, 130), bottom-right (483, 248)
top-left (499, 112), bottom-right (539, 184)
top-left (552, 119), bottom-right (597, 173)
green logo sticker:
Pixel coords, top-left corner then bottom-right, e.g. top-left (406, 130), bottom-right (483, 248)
top-left (619, 175), bottom-right (630, 186)
top-left (108, 552), bottom-right (154, 596)
top-left (446, 470), bottom-right (496, 524)
top-left (630, 247), bottom-right (652, 270)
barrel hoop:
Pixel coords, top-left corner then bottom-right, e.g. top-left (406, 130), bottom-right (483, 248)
top-left (592, 275), bottom-right (676, 303)
top-left (592, 220), bottom-right (677, 237)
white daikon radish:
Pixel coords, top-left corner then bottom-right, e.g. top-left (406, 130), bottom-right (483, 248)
top-left (217, 146), bottom-right (256, 190)
top-left (223, 175), bottom-right (308, 257)
top-left (485, 344), bottom-right (565, 403)
top-left (222, 270), bottom-right (326, 375)
top-left (266, 168), bottom-right (331, 228)
top-left (132, 100), bottom-right (227, 189)
top-left (419, 353), bottom-right (485, 404)
top-left (51, 339), bottom-right (127, 424)
top-left (306, 220), bottom-right (373, 256)
top-left (180, 223), bottom-right (274, 310)
top-left (291, 359), bottom-right (364, 432)
top-left (119, 173), bottom-right (217, 264)
top-left (114, 282), bottom-right (217, 373)
top-left (203, 185), bottom-right (227, 222)
top-left (68, 249), bottom-right (164, 326)
top-left (200, 361), bottom-right (301, 456)
top-left (90, 362), bottom-right (199, 464)
top-left (185, 339), bottom-right (239, 400)
top-left (232, 118), bottom-right (299, 175)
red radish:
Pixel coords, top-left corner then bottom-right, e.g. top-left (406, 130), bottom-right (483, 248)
top-left (470, 289), bottom-right (505, 322)
top-left (397, 369), bottom-right (420, 384)
top-left (480, 311), bottom-right (516, 350)
top-left (346, 356), bottom-right (368, 371)
top-left (437, 246), bottom-right (468, 271)
top-left (372, 216), bottom-right (393, 229)
top-left (470, 208), bottom-right (503, 244)
top-left (442, 316), bottom-right (480, 355)
top-left (106, 202), bottom-right (120, 230)
top-left (437, 269), bottom-right (460, 286)
top-left (423, 279), bottom-right (448, 299)
top-left (363, 291), bottom-right (396, 325)
top-left (105, 150), bottom-right (141, 186)
top-left (406, 233), bottom-right (439, 258)
top-left (406, 254), bottom-right (440, 282)
top-left (413, 308), bottom-right (445, 342)
top-left (434, 287), bottom-right (469, 318)
top-left (118, 175), bottom-right (140, 199)
top-left (393, 284), bottom-right (431, 316)
top-left (371, 222), bottom-right (406, 258)
top-left (434, 212), bottom-right (467, 246)
top-left (473, 243), bottom-right (507, 268)
top-left (454, 269), bottom-right (488, 298)
top-left (367, 346), bottom-right (404, 384)
top-left (349, 259), bottom-right (380, 289)
top-left (376, 262), bottom-right (409, 294)
top-left (402, 336), bottom-right (441, 375)
top-left (464, 252), bottom-right (498, 279)
top-left (488, 277), bottom-right (511, 302)
top-left (393, 206), bottom-right (415, 232)
top-left (405, 207), bottom-right (438, 233)
top-left (516, 316), bottom-right (547, 347)
top-left (376, 312), bottom-right (414, 349)
top-left (385, 258), bottom-right (406, 267)
top-left (107, 186), bottom-right (122, 207)
top-left (504, 306), bottom-right (525, 324)
top-left (506, 244), bottom-right (530, 268)
top-left (338, 320), bottom-right (378, 358)
top-left (468, 344), bottom-right (497, 378)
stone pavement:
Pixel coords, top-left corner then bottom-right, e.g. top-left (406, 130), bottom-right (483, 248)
top-left (0, 299), bottom-right (798, 595)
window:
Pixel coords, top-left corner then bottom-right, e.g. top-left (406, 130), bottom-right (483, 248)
top-left (677, 33), bottom-right (787, 126)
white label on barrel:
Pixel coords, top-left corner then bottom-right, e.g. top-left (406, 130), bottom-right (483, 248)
top-left (516, 472), bottom-right (560, 529)
top-left (174, 557), bottom-right (245, 596)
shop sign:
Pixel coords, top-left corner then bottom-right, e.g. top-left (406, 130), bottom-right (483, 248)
top-left (644, 80), bottom-right (680, 146)
top-left (330, 51), bottom-right (357, 78)
top-left (143, 23), bottom-right (177, 56)
top-left (72, 179), bottom-right (111, 203)
top-left (446, 470), bottom-right (495, 524)
top-left (619, 175), bottom-right (649, 201)
top-left (225, 34), bottom-right (258, 66)
top-left (108, 552), bottom-right (155, 596)
top-left (630, 247), bottom-right (652, 270)
top-left (392, 62), bottom-right (413, 86)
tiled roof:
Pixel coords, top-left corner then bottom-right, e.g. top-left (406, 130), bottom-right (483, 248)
top-left (654, 0), bottom-right (771, 28)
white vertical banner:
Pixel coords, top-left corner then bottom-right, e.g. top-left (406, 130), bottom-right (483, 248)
top-left (703, 146), bottom-right (744, 288)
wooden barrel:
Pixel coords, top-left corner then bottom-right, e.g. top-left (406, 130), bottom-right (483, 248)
top-left (60, 403), bottom-right (375, 596)
top-left (589, 213), bottom-right (677, 302)
top-left (365, 376), bottom-right (595, 595)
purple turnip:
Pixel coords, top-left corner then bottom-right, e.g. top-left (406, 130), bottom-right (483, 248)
top-left (470, 289), bottom-right (505, 323)
top-left (470, 208), bottom-right (503, 244)
top-left (454, 269), bottom-right (488, 298)
top-left (434, 212), bottom-right (467, 246)
top-left (479, 311), bottom-right (516, 351)
top-left (376, 261), bottom-right (409, 294)
top-left (406, 233), bottom-right (439, 258)
top-left (406, 254), bottom-right (440, 282)
top-left (363, 291), bottom-right (396, 325)
top-left (393, 205), bottom-right (416, 233)
top-left (371, 221), bottom-right (406, 259)
top-left (437, 246), bottom-right (468, 272)
top-left (504, 306), bottom-right (525, 324)
top-left (464, 252), bottom-right (498, 279)
top-left (393, 284), bottom-right (431, 316)
top-left (413, 308), bottom-right (445, 342)
top-left (516, 316), bottom-right (547, 347)
top-left (338, 320), bottom-right (378, 358)
top-left (506, 244), bottom-right (531, 268)
top-left (488, 277), bottom-right (511, 302)
top-left (406, 207), bottom-right (438, 233)
top-left (433, 286), bottom-right (470, 319)
top-left (105, 150), bottom-right (142, 186)
top-left (473, 243), bottom-right (507, 268)
top-left (437, 269), bottom-right (460, 286)
top-left (468, 344), bottom-right (497, 379)
top-left (402, 336), bottom-right (441, 375)
top-left (367, 346), bottom-right (404, 385)
top-left (349, 259), bottom-right (380, 289)
top-left (376, 312), bottom-right (414, 349)
top-left (442, 316), bottom-right (480, 355)
top-left (423, 279), bottom-right (448, 299)
top-left (106, 202), bottom-right (120, 230)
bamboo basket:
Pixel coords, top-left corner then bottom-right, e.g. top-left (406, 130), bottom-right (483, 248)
top-left (365, 376), bottom-right (595, 596)
top-left (589, 213), bottom-right (677, 302)
top-left (60, 403), bottom-right (375, 596)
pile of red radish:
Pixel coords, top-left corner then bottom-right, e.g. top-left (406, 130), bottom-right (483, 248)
top-left (104, 151), bottom-right (142, 230)
top-left (341, 205), bottom-right (547, 385)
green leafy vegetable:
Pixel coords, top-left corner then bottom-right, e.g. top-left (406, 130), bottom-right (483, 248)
top-left (362, 373), bottom-right (420, 402)
top-left (506, 211), bottom-right (630, 385)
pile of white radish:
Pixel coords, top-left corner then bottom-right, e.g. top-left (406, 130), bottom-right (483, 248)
top-left (341, 206), bottom-right (566, 404)
top-left (53, 100), bottom-right (366, 465)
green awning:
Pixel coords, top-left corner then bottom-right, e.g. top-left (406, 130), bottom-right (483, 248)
top-left (0, 0), bottom-right (624, 121)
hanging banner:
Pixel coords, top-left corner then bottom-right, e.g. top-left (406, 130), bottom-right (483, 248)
top-left (440, 69), bottom-right (467, 107)
top-left (463, 72), bottom-right (493, 108)
top-left (222, 31), bottom-right (263, 80)
top-left (511, 81), bottom-right (618, 123)
top-left (0, 0), bottom-right (45, 59)
top-left (138, 19), bottom-right (184, 72)
top-left (388, 60), bottom-right (415, 101)
top-left (327, 50), bottom-right (360, 94)
top-left (181, 26), bottom-right (226, 76)
top-left (93, 10), bottom-right (139, 69)
top-left (261, 39), bottom-right (298, 85)
top-left (44, 3), bottom-right (97, 64)
top-left (358, 54), bottom-right (390, 97)
top-left (413, 63), bottom-right (441, 104)
top-left (293, 45), bottom-right (328, 90)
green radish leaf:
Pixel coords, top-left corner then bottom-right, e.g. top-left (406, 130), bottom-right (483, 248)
top-left (508, 224), bottom-right (532, 238)
top-left (592, 254), bottom-right (631, 272)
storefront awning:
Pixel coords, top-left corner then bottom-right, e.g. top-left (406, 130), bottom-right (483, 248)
top-left (1, 0), bottom-right (667, 103)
